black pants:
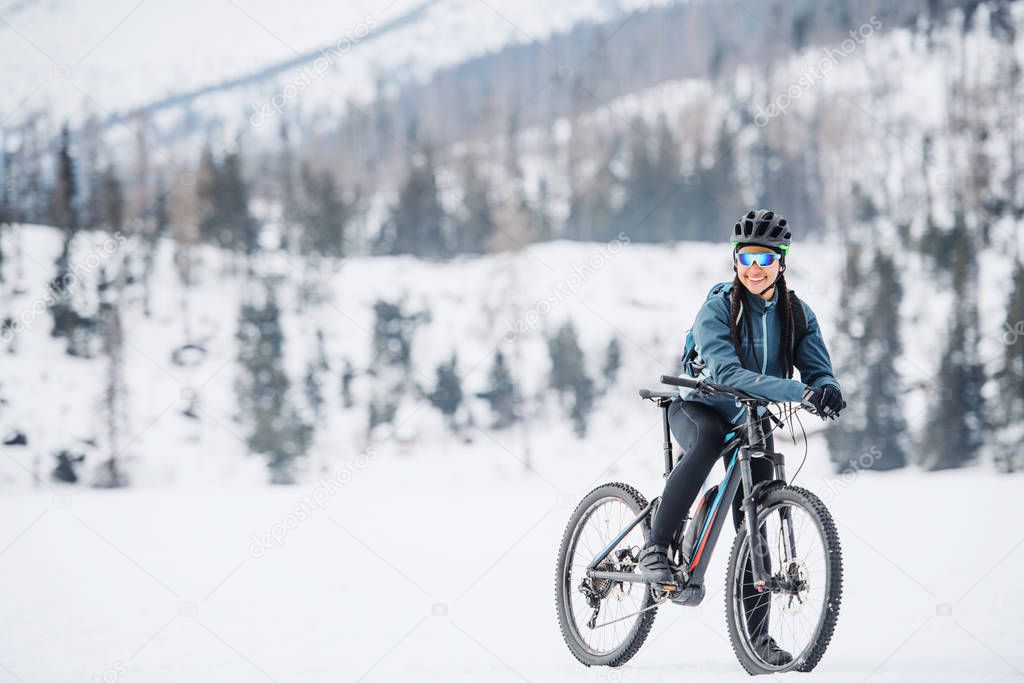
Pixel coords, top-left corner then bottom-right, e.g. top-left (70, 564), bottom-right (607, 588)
top-left (649, 399), bottom-right (774, 636)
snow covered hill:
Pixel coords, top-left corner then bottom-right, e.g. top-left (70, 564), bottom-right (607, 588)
top-left (0, 222), bottom-right (1016, 489)
top-left (0, 0), bottom-right (665, 128)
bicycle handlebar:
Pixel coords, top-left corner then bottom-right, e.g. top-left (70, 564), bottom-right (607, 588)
top-left (659, 374), bottom-right (789, 406)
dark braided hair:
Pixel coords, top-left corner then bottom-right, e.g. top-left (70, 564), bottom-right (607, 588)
top-left (728, 273), bottom-right (797, 378)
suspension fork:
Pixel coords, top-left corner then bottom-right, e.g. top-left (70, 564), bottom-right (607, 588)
top-left (740, 407), bottom-right (773, 588)
top-left (738, 446), bottom-right (771, 587)
top-left (771, 451), bottom-right (798, 565)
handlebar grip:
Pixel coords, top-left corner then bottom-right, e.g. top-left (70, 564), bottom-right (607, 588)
top-left (659, 374), bottom-right (699, 389)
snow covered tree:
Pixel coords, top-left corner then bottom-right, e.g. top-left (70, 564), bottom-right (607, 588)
top-left (140, 179), bottom-right (168, 318)
top-left (367, 300), bottom-right (427, 432)
top-left (478, 349), bottom-right (517, 429)
top-left (616, 121), bottom-right (661, 243)
top-left (278, 122), bottom-right (300, 252)
top-left (428, 353), bottom-right (463, 430)
top-left (995, 257), bottom-right (1024, 472)
top-left (375, 153), bottom-right (447, 258)
top-left (548, 320), bottom-right (596, 437)
top-left (920, 225), bottom-right (986, 470)
top-left (51, 123), bottom-right (78, 273)
top-left (197, 147), bottom-right (259, 257)
top-left (235, 286), bottom-right (310, 483)
top-left (340, 358), bottom-right (355, 409)
top-left (454, 163), bottom-right (496, 254)
top-left (570, 373), bottom-right (596, 438)
top-left (304, 329), bottom-right (329, 427)
top-left (826, 247), bottom-right (909, 472)
top-left (0, 151), bottom-right (13, 279)
top-left (97, 164), bottom-right (124, 233)
top-left (94, 285), bottom-right (128, 488)
top-left (300, 164), bottom-right (349, 258)
top-left (602, 336), bottom-right (622, 391)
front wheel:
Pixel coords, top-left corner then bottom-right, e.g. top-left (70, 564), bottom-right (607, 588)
top-left (555, 482), bottom-right (657, 667)
top-left (725, 485), bottom-right (843, 674)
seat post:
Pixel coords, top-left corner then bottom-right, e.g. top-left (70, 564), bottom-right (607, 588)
top-left (660, 399), bottom-right (673, 477)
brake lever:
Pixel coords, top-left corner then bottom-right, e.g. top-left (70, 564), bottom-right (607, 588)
top-left (696, 380), bottom-right (718, 399)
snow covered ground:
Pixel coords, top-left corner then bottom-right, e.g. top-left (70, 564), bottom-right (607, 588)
top-left (1, 437), bottom-right (1022, 681)
top-left (1, 225), bottom-right (1022, 680)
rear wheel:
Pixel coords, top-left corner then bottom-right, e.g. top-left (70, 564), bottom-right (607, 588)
top-left (555, 482), bottom-right (657, 667)
top-left (725, 485), bottom-right (843, 674)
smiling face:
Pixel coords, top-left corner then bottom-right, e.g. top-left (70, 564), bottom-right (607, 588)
top-left (735, 244), bottom-right (782, 299)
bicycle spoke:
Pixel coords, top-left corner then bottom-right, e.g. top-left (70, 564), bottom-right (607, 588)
top-left (733, 500), bottom-right (832, 670)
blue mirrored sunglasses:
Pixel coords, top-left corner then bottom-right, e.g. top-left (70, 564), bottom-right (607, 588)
top-left (735, 252), bottom-right (780, 267)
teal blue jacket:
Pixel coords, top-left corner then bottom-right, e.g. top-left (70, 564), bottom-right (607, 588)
top-left (682, 281), bottom-right (841, 426)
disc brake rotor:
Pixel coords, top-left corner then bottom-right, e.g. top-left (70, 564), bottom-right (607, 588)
top-left (779, 559), bottom-right (810, 614)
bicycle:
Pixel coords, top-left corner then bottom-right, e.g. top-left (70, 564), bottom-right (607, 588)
top-left (554, 374), bottom-right (843, 674)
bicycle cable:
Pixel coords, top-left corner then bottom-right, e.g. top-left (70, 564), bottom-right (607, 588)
top-left (790, 406), bottom-right (809, 483)
top-left (766, 401), bottom-right (809, 484)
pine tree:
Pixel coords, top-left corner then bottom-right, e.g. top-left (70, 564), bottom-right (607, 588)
top-left (570, 372), bottom-right (596, 438)
top-left (616, 122), bottom-right (660, 242)
top-left (278, 122), bottom-right (300, 252)
top-left (548, 321), bottom-right (596, 437)
top-left (300, 164), bottom-right (348, 258)
top-left (996, 257), bottom-right (1024, 471)
top-left (221, 152), bottom-right (259, 257)
top-left (527, 177), bottom-right (554, 243)
top-left (566, 140), bottom-right (619, 242)
top-left (141, 178), bottom-right (169, 317)
top-left (340, 358), bottom-right (355, 409)
top-left (602, 336), bottom-right (622, 391)
top-left (0, 153), bottom-right (13, 272)
top-left (197, 146), bottom-right (219, 245)
top-left (95, 292), bottom-right (128, 488)
top-left (304, 330), bottom-right (329, 427)
top-left (921, 225), bottom-right (986, 470)
top-left (236, 286), bottom-right (309, 483)
top-left (367, 300), bottom-right (426, 431)
top-left (455, 164), bottom-right (496, 254)
top-left (48, 135), bottom-right (97, 356)
top-left (98, 164), bottom-right (124, 233)
top-left (197, 147), bottom-right (259, 256)
top-left (697, 120), bottom-right (740, 240)
top-left (376, 153), bottom-right (447, 257)
top-left (428, 353), bottom-right (463, 430)
top-left (478, 349), bottom-right (517, 429)
top-left (52, 123), bottom-right (78, 235)
top-left (826, 248), bottom-right (909, 471)
top-left (52, 123), bottom-right (78, 273)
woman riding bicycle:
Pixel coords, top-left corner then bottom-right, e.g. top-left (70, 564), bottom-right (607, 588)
top-left (638, 209), bottom-right (845, 664)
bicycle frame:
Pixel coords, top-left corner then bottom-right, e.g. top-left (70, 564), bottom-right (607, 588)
top-left (586, 396), bottom-right (789, 592)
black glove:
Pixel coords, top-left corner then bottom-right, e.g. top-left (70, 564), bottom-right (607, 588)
top-left (802, 384), bottom-right (845, 420)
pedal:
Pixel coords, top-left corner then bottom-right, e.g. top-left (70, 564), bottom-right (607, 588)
top-left (653, 567), bottom-right (688, 596)
top-left (668, 583), bottom-right (705, 606)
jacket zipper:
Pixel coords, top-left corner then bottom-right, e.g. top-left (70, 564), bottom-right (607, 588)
top-left (761, 309), bottom-right (768, 373)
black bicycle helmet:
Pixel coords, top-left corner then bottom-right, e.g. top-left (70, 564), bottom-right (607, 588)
top-left (731, 209), bottom-right (791, 254)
